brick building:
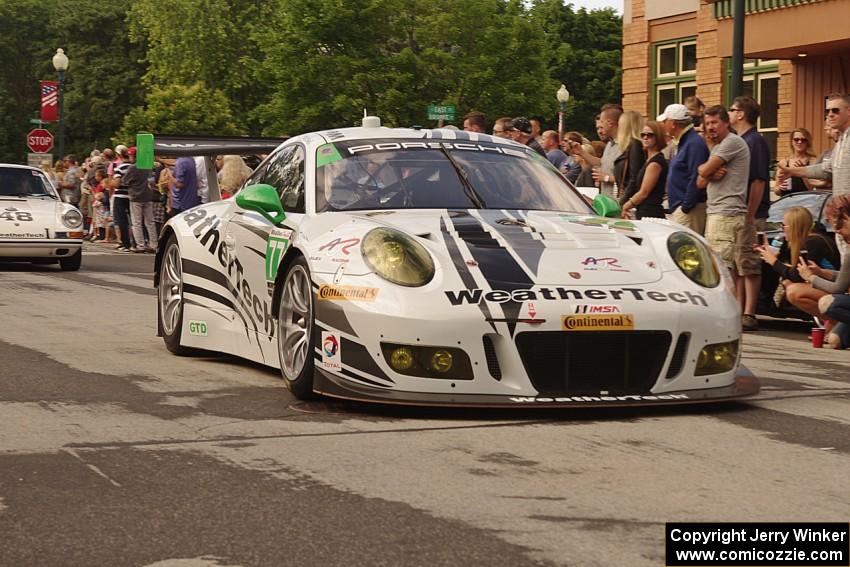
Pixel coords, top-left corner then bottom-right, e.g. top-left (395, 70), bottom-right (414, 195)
top-left (622, 0), bottom-right (850, 162)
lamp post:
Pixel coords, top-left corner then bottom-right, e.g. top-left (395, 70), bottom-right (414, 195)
top-left (52, 48), bottom-right (69, 160)
top-left (556, 84), bottom-right (570, 144)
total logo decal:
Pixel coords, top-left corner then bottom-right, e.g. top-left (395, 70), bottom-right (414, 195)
top-left (581, 256), bottom-right (629, 272)
top-left (321, 332), bottom-right (341, 371)
top-left (444, 286), bottom-right (708, 307)
top-left (184, 208), bottom-right (275, 337)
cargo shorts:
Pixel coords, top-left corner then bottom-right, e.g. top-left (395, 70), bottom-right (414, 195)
top-left (706, 213), bottom-right (761, 277)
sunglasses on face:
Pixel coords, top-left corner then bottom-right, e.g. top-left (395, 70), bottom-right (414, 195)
top-left (825, 107), bottom-right (842, 115)
top-left (792, 137), bottom-right (808, 143)
top-left (640, 132), bottom-right (655, 139)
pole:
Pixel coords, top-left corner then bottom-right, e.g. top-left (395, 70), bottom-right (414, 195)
top-left (57, 69), bottom-right (65, 160)
top-left (558, 104), bottom-right (565, 144)
top-left (731, 0), bottom-right (745, 99)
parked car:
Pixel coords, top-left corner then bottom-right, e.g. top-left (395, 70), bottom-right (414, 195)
top-left (0, 163), bottom-right (83, 270)
top-left (153, 120), bottom-right (758, 407)
top-left (757, 190), bottom-right (837, 320)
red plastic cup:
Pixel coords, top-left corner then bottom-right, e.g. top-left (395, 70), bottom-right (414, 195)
top-left (811, 327), bottom-right (825, 348)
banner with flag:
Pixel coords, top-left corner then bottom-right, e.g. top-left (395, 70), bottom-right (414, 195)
top-left (40, 81), bottom-right (58, 122)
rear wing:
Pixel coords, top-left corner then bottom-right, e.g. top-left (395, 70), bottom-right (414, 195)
top-left (136, 133), bottom-right (287, 202)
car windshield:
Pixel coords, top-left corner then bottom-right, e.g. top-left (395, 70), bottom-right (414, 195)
top-left (314, 138), bottom-right (590, 214)
top-left (0, 168), bottom-right (57, 198)
top-left (767, 192), bottom-right (832, 232)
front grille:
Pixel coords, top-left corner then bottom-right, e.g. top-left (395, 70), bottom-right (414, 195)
top-left (515, 331), bottom-right (672, 396)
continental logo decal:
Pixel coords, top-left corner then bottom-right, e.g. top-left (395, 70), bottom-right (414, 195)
top-left (317, 285), bottom-right (379, 301)
top-left (562, 314), bottom-right (634, 331)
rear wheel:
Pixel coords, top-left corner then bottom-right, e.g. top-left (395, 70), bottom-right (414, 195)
top-left (58, 249), bottom-right (82, 271)
top-left (277, 256), bottom-right (317, 399)
top-left (158, 237), bottom-right (192, 355)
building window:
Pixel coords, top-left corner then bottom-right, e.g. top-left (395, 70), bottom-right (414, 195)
top-left (652, 38), bottom-right (697, 117)
top-left (726, 59), bottom-right (780, 163)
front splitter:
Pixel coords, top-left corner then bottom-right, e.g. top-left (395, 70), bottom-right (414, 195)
top-left (313, 366), bottom-right (760, 408)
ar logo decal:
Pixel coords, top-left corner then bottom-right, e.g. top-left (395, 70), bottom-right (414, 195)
top-left (265, 228), bottom-right (293, 282)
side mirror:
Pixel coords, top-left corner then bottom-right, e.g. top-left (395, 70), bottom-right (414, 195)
top-left (235, 184), bottom-right (286, 225)
top-left (591, 193), bottom-right (621, 218)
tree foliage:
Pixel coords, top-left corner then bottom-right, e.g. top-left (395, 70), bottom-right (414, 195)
top-left (0, 0), bottom-right (622, 162)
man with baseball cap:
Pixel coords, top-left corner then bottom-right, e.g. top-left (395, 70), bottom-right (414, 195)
top-left (659, 103), bottom-right (709, 235)
top-left (122, 147), bottom-right (158, 253)
top-left (510, 117), bottom-right (547, 157)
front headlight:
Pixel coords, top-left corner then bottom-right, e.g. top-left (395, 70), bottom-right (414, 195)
top-left (62, 208), bottom-right (83, 229)
top-left (667, 231), bottom-right (720, 288)
top-left (361, 228), bottom-right (435, 287)
top-left (696, 340), bottom-right (739, 376)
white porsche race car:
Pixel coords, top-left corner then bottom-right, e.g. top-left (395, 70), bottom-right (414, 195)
top-left (0, 164), bottom-right (83, 271)
top-left (154, 120), bottom-right (759, 407)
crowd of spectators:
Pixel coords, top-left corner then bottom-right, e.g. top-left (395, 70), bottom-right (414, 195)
top-left (462, 91), bottom-right (849, 345)
top-left (40, 148), bottom-right (253, 253)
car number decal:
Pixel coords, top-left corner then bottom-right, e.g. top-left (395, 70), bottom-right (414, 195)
top-left (0, 211), bottom-right (33, 221)
top-left (265, 228), bottom-right (293, 282)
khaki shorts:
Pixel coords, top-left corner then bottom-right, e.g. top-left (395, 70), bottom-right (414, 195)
top-left (706, 213), bottom-right (761, 276)
top-left (735, 217), bottom-right (765, 276)
top-left (669, 202), bottom-right (707, 236)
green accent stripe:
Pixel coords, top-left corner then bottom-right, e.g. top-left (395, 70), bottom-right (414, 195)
top-left (316, 143), bottom-right (343, 168)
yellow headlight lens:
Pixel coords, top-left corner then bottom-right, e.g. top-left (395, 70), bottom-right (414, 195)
top-left (362, 228), bottom-right (435, 287)
top-left (695, 340), bottom-right (739, 376)
top-left (430, 350), bottom-right (453, 373)
top-left (667, 232), bottom-right (720, 288)
top-left (389, 347), bottom-right (415, 371)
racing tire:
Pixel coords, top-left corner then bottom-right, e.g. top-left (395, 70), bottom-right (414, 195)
top-left (157, 237), bottom-right (194, 356)
top-left (58, 249), bottom-right (82, 271)
top-left (277, 256), bottom-right (318, 400)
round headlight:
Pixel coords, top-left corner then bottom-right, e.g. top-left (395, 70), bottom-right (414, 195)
top-left (361, 228), bottom-right (435, 287)
top-left (667, 231), bottom-right (720, 288)
top-left (62, 208), bottom-right (83, 229)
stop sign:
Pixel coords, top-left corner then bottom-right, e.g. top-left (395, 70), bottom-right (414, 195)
top-left (27, 128), bottom-right (54, 154)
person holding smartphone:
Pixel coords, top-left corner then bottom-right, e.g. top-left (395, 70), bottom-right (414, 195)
top-left (755, 206), bottom-right (839, 309)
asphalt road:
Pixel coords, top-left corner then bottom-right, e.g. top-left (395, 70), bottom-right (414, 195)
top-left (0, 242), bottom-right (848, 567)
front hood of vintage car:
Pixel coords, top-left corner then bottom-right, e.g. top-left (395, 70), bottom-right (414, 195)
top-left (0, 196), bottom-right (67, 236)
top-left (319, 209), bottom-right (671, 285)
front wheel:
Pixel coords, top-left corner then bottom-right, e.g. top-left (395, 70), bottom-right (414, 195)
top-left (277, 256), bottom-right (317, 399)
top-left (158, 237), bottom-right (193, 355)
top-left (58, 249), bottom-right (82, 271)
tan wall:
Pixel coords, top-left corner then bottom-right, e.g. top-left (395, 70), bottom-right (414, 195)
top-left (645, 0), bottom-right (699, 21)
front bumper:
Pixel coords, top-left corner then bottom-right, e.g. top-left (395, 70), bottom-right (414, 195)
top-left (314, 366), bottom-right (760, 408)
top-left (0, 239), bottom-right (82, 258)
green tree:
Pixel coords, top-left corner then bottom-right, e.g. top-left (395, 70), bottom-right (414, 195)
top-left (128, 0), bottom-right (266, 132)
top-left (115, 82), bottom-right (239, 141)
top-left (253, 0), bottom-right (559, 135)
top-left (532, 0), bottom-right (622, 138)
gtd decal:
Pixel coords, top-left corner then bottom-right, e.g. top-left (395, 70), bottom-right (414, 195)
top-left (319, 237), bottom-right (360, 255)
top-left (321, 331), bottom-right (341, 371)
top-left (188, 320), bottom-right (208, 336)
